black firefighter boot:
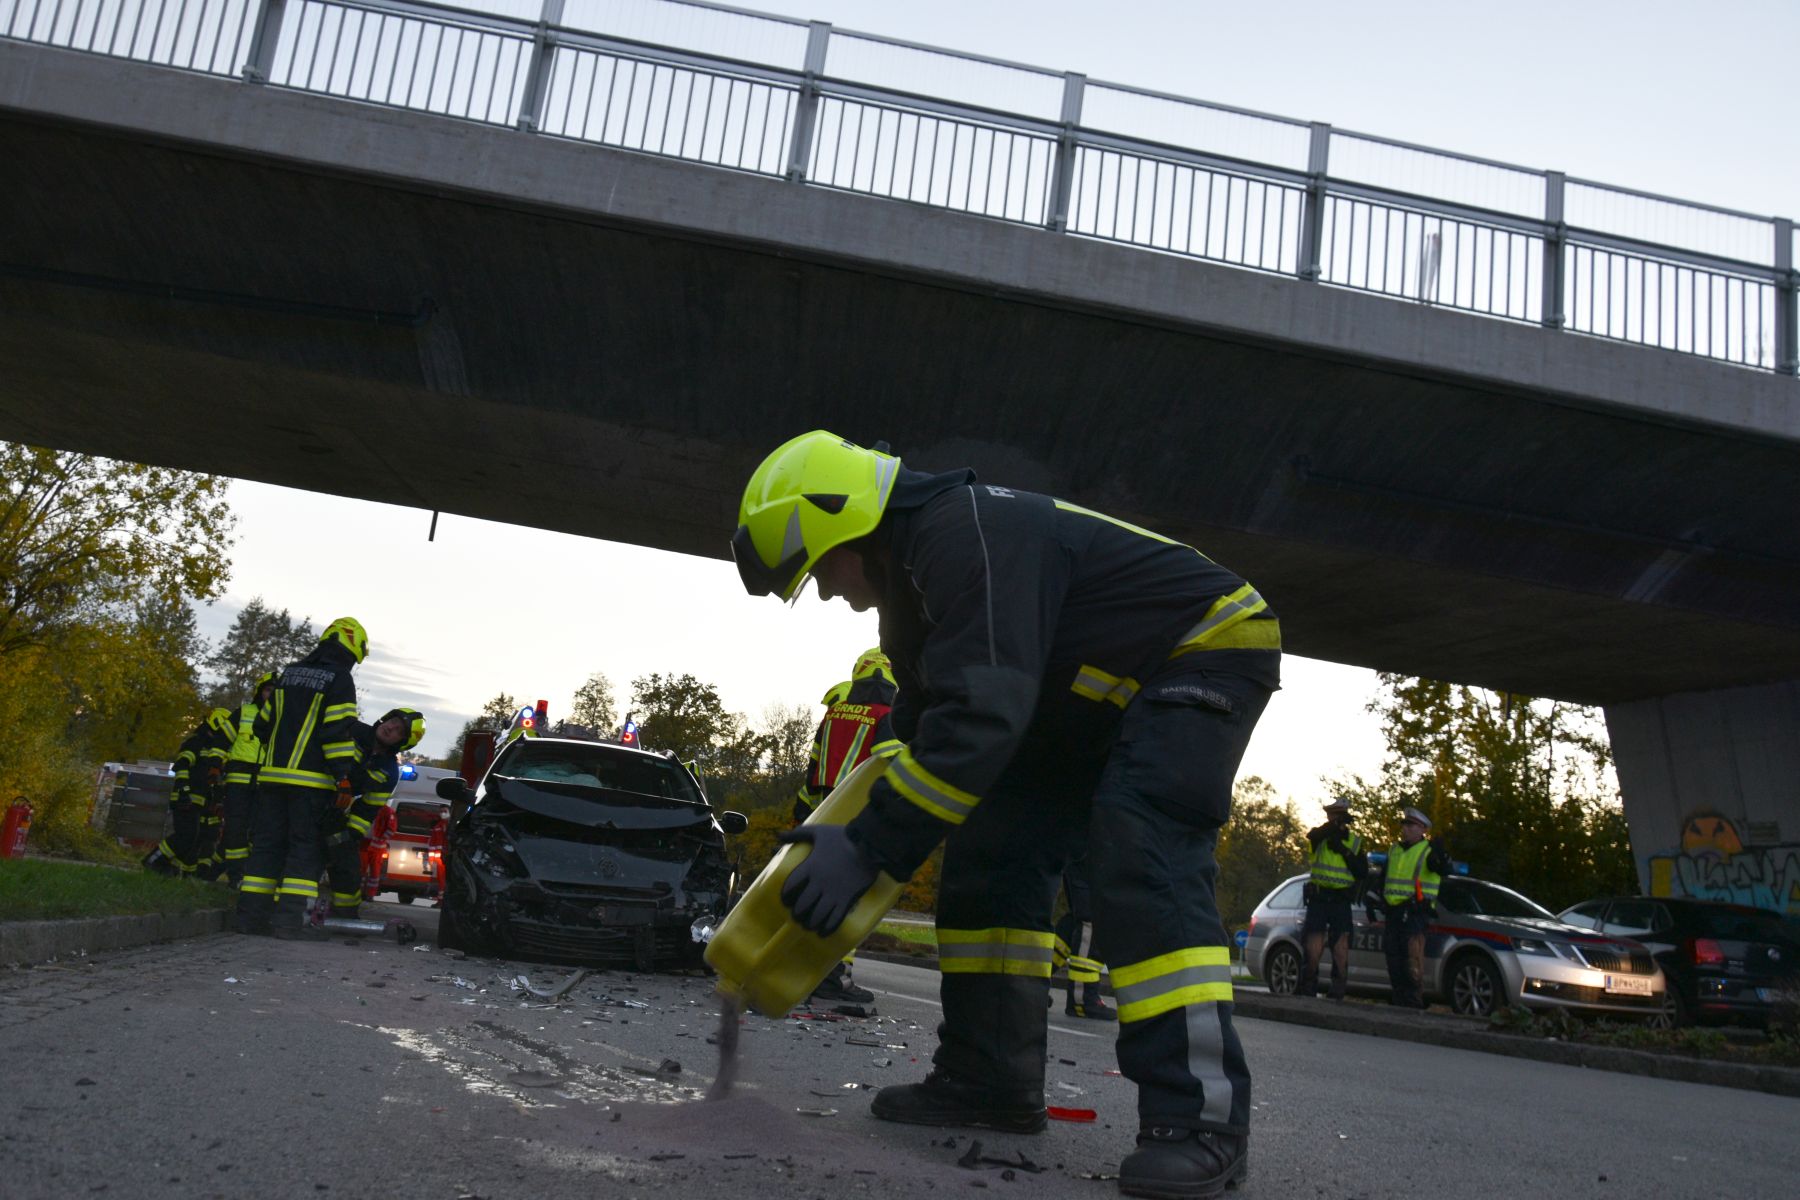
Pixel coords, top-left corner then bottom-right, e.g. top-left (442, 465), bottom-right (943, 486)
top-left (269, 894), bottom-right (328, 941)
top-left (1066, 978), bottom-right (1118, 1021)
top-left (235, 890), bottom-right (275, 936)
top-left (870, 1067), bottom-right (1047, 1133)
top-left (874, 976), bottom-right (1048, 1133)
top-left (141, 844), bottom-right (180, 877)
top-left (1119, 1126), bottom-right (1249, 1199)
top-left (810, 961), bottom-right (875, 1005)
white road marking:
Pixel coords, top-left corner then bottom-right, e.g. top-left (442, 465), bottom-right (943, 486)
top-left (866, 986), bottom-right (1110, 1040)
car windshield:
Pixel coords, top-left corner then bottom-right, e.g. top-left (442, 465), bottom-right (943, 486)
top-left (493, 741), bottom-right (703, 804)
top-left (1437, 879), bottom-right (1553, 919)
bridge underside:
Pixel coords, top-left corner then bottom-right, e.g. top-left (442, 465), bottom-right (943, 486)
top-left (3, 47), bottom-right (1799, 708)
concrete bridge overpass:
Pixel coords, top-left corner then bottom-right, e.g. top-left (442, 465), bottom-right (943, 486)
top-left (2, 2), bottom-right (1797, 905)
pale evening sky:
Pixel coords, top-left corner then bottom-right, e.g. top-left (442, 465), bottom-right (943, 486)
top-left (190, 0), bottom-right (1795, 822)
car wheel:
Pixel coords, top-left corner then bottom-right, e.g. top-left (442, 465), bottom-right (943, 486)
top-left (437, 898), bottom-right (500, 957)
top-left (396, 893), bottom-right (416, 906)
top-left (1448, 952), bottom-right (1504, 1017)
top-left (1646, 985), bottom-right (1690, 1030)
top-left (1265, 944), bottom-right (1302, 995)
top-left (436, 901), bottom-right (466, 952)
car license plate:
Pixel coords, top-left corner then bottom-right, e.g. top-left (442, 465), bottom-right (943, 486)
top-left (1604, 974), bottom-right (1652, 996)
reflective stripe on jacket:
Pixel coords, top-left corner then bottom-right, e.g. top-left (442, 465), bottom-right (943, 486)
top-left (255, 645), bottom-right (359, 791)
top-left (852, 471), bottom-right (1280, 874)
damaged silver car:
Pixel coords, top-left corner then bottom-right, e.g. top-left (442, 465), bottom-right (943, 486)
top-left (435, 736), bottom-right (747, 970)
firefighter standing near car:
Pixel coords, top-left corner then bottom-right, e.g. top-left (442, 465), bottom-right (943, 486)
top-left (1297, 798), bottom-right (1368, 1000)
top-left (1053, 854), bottom-right (1116, 1020)
top-left (793, 646), bottom-right (903, 1006)
top-left (733, 432), bottom-right (1279, 1199)
top-left (322, 707), bottom-right (427, 919)
top-left (205, 670), bottom-right (279, 886)
top-left (142, 709), bottom-right (235, 877)
top-left (1375, 807), bottom-right (1453, 1009)
top-left (235, 618), bottom-right (366, 938)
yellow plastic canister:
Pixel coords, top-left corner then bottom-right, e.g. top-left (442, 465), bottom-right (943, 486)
top-left (705, 754), bottom-right (905, 1017)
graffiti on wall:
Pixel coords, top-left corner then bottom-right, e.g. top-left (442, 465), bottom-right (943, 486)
top-left (1646, 810), bottom-right (1800, 917)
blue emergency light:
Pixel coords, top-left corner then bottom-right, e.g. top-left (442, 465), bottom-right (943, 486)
top-left (621, 716), bottom-right (638, 746)
top-left (399, 763), bottom-right (418, 781)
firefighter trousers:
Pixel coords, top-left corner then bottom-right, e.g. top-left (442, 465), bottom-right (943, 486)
top-left (1053, 856), bottom-right (1103, 986)
top-left (323, 814), bottom-right (365, 917)
top-left (159, 799), bottom-right (203, 873)
top-left (932, 665), bottom-right (1272, 1136)
top-left (218, 782), bottom-right (257, 883)
top-left (236, 783), bottom-right (332, 930)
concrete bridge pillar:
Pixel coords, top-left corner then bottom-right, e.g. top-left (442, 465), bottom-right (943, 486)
top-left (1605, 680), bottom-right (1800, 917)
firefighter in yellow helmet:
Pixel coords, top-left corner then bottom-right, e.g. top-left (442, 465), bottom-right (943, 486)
top-left (734, 433), bottom-right (1279, 1198)
top-left (793, 646), bottom-right (902, 1006)
top-left (200, 669), bottom-right (279, 886)
top-left (143, 708), bottom-right (235, 877)
top-left (236, 618), bottom-right (367, 938)
top-left (322, 707), bottom-right (427, 919)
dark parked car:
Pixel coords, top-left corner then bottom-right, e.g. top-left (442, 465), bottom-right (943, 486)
top-left (1556, 897), bottom-right (1799, 1027)
top-left (1246, 871), bottom-right (1666, 1019)
top-left (435, 737), bottom-right (747, 969)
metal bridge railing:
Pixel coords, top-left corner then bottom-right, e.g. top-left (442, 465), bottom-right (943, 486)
top-left (5, 0), bottom-right (1795, 379)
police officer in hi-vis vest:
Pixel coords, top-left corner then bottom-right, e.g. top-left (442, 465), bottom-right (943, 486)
top-left (1297, 798), bottom-right (1367, 1000)
top-left (1375, 807), bottom-right (1453, 1009)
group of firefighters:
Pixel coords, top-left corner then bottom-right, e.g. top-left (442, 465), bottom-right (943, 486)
top-left (142, 616), bottom-right (430, 940)
top-left (129, 425), bottom-right (1441, 1198)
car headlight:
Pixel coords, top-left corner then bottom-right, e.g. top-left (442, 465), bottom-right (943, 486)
top-left (1513, 937), bottom-right (1579, 961)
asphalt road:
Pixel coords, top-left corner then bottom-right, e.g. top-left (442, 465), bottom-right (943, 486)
top-left (4, 901), bottom-right (1797, 1199)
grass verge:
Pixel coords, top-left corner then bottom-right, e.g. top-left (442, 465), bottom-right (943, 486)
top-left (1488, 1003), bottom-right (1800, 1067)
top-left (0, 858), bottom-right (233, 921)
top-left (864, 920), bottom-right (937, 958)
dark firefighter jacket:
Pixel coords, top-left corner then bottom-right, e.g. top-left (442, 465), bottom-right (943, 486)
top-left (340, 721), bottom-right (401, 837)
top-left (255, 641), bottom-right (359, 792)
top-left (793, 669), bottom-right (901, 821)
top-left (173, 722), bottom-right (232, 806)
top-left (846, 467), bottom-right (1281, 877)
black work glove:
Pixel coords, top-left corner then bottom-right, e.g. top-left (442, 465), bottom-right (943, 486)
top-left (777, 825), bottom-right (879, 937)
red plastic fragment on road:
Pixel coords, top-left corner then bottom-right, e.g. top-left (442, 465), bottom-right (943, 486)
top-left (1046, 1106), bottom-right (1097, 1122)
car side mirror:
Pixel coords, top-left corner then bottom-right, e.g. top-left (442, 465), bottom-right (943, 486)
top-left (718, 810), bottom-right (749, 836)
top-left (436, 777), bottom-right (473, 803)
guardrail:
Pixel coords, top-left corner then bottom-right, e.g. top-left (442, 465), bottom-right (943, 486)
top-left (5, 0), bottom-right (1795, 376)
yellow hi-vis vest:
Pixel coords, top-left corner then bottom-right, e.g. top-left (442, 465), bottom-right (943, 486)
top-left (224, 702), bottom-right (263, 785)
top-left (1383, 841), bottom-right (1441, 906)
top-left (1309, 831), bottom-right (1363, 890)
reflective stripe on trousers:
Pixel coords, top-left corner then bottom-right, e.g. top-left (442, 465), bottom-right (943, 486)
top-left (937, 927), bottom-right (1057, 978)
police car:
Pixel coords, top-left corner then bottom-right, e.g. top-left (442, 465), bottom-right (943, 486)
top-left (1245, 869), bottom-right (1668, 1019)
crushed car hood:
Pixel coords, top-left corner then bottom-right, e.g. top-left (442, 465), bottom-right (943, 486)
top-left (511, 835), bottom-right (693, 891)
top-left (481, 775), bottom-right (717, 831)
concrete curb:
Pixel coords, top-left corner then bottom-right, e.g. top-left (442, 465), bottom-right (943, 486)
top-left (859, 951), bottom-right (1800, 1100)
top-left (1, 908), bottom-right (231, 965)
